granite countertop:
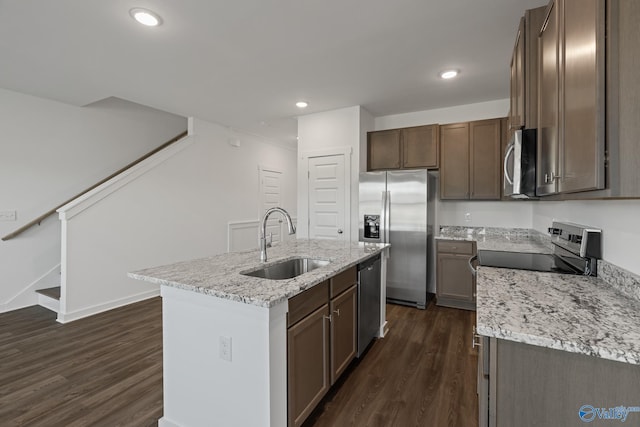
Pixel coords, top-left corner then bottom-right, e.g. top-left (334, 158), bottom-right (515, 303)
top-left (476, 266), bottom-right (640, 365)
top-left (436, 226), bottom-right (554, 254)
top-left (129, 239), bottom-right (388, 309)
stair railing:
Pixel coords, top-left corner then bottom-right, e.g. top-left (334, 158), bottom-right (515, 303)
top-left (1, 130), bottom-right (188, 241)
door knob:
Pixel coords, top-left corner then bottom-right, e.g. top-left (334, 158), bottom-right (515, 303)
top-left (337, 229), bottom-right (343, 234)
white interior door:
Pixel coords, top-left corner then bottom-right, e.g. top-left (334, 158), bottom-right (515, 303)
top-left (308, 155), bottom-right (347, 240)
top-left (259, 167), bottom-right (282, 244)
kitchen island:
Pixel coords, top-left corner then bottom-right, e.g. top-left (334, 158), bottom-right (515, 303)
top-left (129, 239), bottom-right (388, 427)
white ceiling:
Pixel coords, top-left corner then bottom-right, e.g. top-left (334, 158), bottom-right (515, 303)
top-left (0, 0), bottom-right (548, 144)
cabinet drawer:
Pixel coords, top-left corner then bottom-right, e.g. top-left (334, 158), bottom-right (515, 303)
top-left (330, 267), bottom-right (357, 298)
top-left (288, 281), bottom-right (329, 327)
top-left (437, 240), bottom-right (474, 255)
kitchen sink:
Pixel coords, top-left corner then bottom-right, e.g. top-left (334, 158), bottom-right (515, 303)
top-left (241, 257), bottom-right (330, 280)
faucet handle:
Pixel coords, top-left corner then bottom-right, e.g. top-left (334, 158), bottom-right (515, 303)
top-left (266, 232), bottom-right (273, 248)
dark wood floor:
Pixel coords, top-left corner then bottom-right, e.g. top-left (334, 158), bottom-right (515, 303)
top-left (0, 298), bottom-right (163, 427)
top-left (0, 298), bottom-right (477, 427)
top-left (303, 302), bottom-right (478, 427)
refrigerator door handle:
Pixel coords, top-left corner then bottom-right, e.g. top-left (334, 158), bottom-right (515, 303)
top-left (384, 191), bottom-right (391, 244)
top-left (379, 191), bottom-right (386, 243)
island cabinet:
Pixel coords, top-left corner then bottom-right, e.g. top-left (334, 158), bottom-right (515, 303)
top-left (435, 240), bottom-right (476, 311)
top-left (287, 267), bottom-right (357, 427)
top-left (367, 124), bottom-right (439, 170)
top-left (328, 268), bottom-right (358, 385)
top-left (479, 337), bottom-right (640, 427)
top-left (440, 119), bottom-right (504, 200)
top-left (536, 0), bottom-right (606, 196)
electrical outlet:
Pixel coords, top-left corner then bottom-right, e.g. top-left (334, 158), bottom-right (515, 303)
top-left (0, 210), bottom-right (17, 221)
top-left (219, 336), bottom-right (232, 362)
top-left (464, 212), bottom-right (472, 222)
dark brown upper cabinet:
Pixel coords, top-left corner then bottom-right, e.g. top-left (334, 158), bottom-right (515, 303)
top-left (367, 124), bottom-right (439, 171)
top-left (440, 118), bottom-right (504, 200)
top-left (536, 0), bottom-right (606, 196)
top-left (509, 7), bottom-right (546, 131)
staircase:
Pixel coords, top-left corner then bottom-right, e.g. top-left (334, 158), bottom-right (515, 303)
top-left (36, 286), bottom-right (61, 314)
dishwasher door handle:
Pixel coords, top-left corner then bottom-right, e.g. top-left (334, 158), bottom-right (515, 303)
top-left (468, 255), bottom-right (478, 276)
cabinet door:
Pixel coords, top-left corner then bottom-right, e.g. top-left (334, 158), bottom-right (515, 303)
top-left (536, 0), bottom-right (560, 196)
top-left (368, 129), bottom-right (401, 170)
top-left (329, 285), bottom-right (357, 385)
top-left (478, 335), bottom-right (490, 427)
top-left (437, 253), bottom-right (475, 303)
top-left (439, 123), bottom-right (470, 199)
top-left (470, 119), bottom-right (502, 200)
top-left (288, 304), bottom-right (330, 427)
top-left (510, 17), bottom-right (525, 130)
top-left (559, 0), bottom-right (605, 193)
top-left (402, 125), bottom-right (439, 169)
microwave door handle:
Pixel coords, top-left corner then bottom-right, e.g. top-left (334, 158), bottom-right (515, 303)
top-left (504, 142), bottom-right (515, 185)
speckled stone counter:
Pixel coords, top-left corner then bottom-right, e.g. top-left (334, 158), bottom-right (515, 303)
top-left (133, 239), bottom-right (389, 426)
top-left (129, 239), bottom-right (387, 308)
top-left (436, 226), bottom-right (553, 254)
top-left (476, 266), bottom-right (640, 365)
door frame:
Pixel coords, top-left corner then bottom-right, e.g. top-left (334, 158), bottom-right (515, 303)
top-left (299, 146), bottom-right (352, 240)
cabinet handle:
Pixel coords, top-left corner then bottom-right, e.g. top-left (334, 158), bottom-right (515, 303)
top-left (333, 309), bottom-right (340, 316)
top-left (545, 172), bottom-right (561, 183)
top-left (323, 315), bottom-right (332, 323)
top-left (472, 326), bottom-right (482, 349)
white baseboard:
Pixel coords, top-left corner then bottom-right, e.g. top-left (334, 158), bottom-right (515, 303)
top-left (0, 264), bottom-right (61, 314)
top-left (56, 288), bottom-right (160, 324)
top-left (158, 417), bottom-right (180, 427)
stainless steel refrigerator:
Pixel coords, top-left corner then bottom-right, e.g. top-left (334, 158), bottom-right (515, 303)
top-left (359, 170), bottom-right (435, 309)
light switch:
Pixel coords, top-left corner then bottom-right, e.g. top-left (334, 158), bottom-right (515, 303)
top-left (219, 336), bottom-right (232, 362)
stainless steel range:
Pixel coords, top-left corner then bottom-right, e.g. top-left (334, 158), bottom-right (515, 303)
top-left (476, 222), bottom-right (602, 276)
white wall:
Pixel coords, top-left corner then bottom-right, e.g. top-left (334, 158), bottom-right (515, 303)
top-left (0, 88), bottom-right (187, 311)
top-left (532, 200), bottom-right (640, 276)
top-left (59, 117), bottom-right (297, 321)
top-left (374, 99), bottom-right (510, 130)
top-left (297, 106), bottom-right (373, 241)
top-left (437, 200), bottom-right (534, 229)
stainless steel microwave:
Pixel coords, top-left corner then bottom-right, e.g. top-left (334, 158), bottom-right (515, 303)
top-left (504, 129), bottom-right (536, 198)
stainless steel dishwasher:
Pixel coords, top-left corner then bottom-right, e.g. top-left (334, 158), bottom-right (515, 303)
top-left (357, 254), bottom-right (381, 357)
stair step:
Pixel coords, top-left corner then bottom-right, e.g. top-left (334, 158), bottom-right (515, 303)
top-left (36, 286), bottom-right (61, 301)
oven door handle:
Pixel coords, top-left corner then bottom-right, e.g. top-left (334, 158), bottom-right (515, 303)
top-left (468, 255), bottom-right (478, 276)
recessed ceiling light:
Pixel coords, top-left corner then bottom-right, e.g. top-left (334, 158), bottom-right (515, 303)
top-left (440, 69), bottom-right (459, 79)
top-left (129, 8), bottom-right (163, 27)
top-left (296, 101), bottom-right (308, 109)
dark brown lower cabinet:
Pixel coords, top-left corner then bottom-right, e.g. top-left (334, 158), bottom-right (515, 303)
top-left (479, 337), bottom-right (640, 427)
top-left (288, 268), bottom-right (358, 427)
top-left (287, 303), bottom-right (330, 427)
top-left (330, 285), bottom-right (357, 385)
top-left (436, 240), bottom-right (477, 311)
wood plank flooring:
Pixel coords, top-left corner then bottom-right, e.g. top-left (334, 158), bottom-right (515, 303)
top-left (0, 298), bottom-right (163, 427)
top-left (0, 298), bottom-right (477, 427)
top-left (303, 302), bottom-right (478, 427)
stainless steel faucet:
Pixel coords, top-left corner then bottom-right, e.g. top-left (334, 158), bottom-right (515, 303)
top-left (259, 207), bottom-right (296, 262)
